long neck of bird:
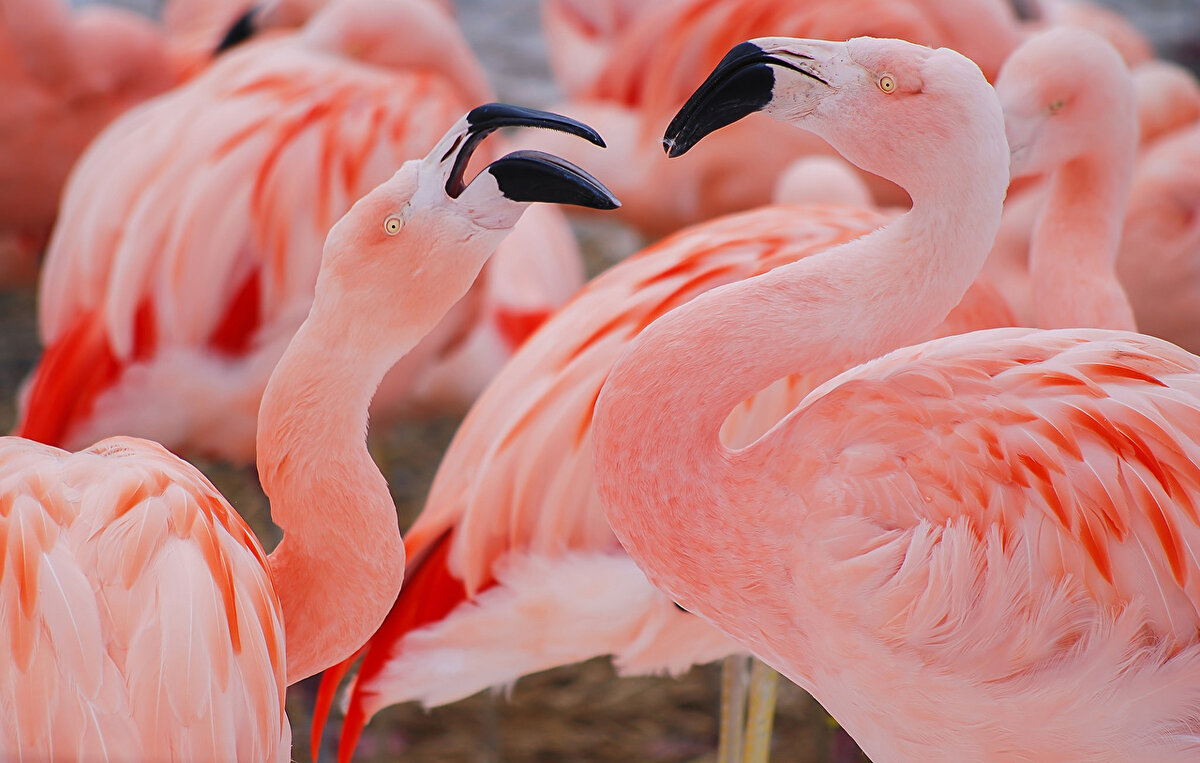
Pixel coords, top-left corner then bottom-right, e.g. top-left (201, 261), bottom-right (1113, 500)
top-left (594, 112), bottom-right (1008, 656)
top-left (1029, 128), bottom-right (1137, 330)
top-left (256, 285), bottom-right (417, 684)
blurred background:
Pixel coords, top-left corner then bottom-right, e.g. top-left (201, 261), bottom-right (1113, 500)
top-left (5, 0), bottom-right (1200, 760)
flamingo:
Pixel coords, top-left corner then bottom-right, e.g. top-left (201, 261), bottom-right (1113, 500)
top-left (984, 37), bottom-right (1200, 351)
top-left (1106, 61), bottom-right (1200, 354)
top-left (321, 31), bottom-right (1171, 763)
top-left (1026, 0), bottom-right (1154, 65)
top-left (14, 0), bottom-right (585, 464)
top-left (0, 103), bottom-right (617, 761)
top-left (995, 27), bottom-right (1138, 332)
top-left (0, 0), bottom-right (182, 282)
top-left (593, 34), bottom-right (1200, 761)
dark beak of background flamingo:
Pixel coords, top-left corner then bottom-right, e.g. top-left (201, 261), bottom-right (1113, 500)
top-left (662, 42), bottom-right (783, 158)
top-left (215, 6), bottom-right (262, 53)
top-left (448, 103), bottom-right (620, 210)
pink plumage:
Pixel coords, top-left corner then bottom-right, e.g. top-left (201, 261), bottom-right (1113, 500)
top-left (0, 436), bottom-right (288, 761)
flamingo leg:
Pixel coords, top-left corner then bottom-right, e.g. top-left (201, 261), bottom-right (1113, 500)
top-left (718, 654), bottom-right (751, 763)
top-left (740, 658), bottom-right (779, 763)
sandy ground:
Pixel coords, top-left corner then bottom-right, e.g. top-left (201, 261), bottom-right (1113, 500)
top-left (15, 0), bottom-right (1200, 760)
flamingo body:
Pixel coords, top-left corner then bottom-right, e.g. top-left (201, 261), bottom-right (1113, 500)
top-left (1116, 124), bottom-right (1200, 354)
top-left (0, 436), bottom-right (287, 761)
top-left (618, 327), bottom-right (1200, 761)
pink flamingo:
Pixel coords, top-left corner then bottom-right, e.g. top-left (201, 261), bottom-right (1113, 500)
top-left (1023, 0), bottom-right (1153, 65)
top-left (995, 27), bottom-right (1137, 331)
top-left (593, 34), bottom-right (1200, 760)
top-left (1104, 61), bottom-right (1200, 354)
top-left (984, 36), bottom-right (1200, 351)
top-left (164, 0), bottom-right (452, 61)
top-left (0, 104), bottom-right (617, 760)
top-left (0, 0), bottom-right (182, 282)
top-left (14, 0), bottom-right (584, 464)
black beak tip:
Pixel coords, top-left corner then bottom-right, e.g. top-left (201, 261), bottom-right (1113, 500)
top-left (661, 136), bottom-right (687, 159)
top-left (465, 103), bottom-right (606, 148)
top-left (487, 150), bottom-right (620, 211)
top-left (215, 6), bottom-right (261, 54)
top-left (662, 41), bottom-right (777, 158)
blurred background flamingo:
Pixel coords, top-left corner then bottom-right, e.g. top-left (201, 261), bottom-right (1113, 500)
top-left (13, 0), bottom-right (586, 463)
top-left (0, 0), bottom-right (182, 282)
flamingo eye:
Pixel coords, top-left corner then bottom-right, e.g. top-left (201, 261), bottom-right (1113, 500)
top-left (878, 74), bottom-right (896, 93)
top-left (384, 216), bottom-right (402, 235)
top-left (1048, 99), bottom-right (1065, 114)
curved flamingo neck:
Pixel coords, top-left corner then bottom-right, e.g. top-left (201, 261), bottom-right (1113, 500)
top-left (1029, 141), bottom-right (1137, 330)
top-left (257, 297), bottom-right (410, 684)
top-left (595, 110), bottom-right (1008, 666)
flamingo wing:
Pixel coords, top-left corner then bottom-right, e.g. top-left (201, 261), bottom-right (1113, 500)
top-left (0, 436), bottom-right (286, 761)
top-left (778, 327), bottom-right (1200, 670)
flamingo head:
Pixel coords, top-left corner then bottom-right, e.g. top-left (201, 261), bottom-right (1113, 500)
top-left (663, 36), bottom-right (1005, 194)
top-left (314, 103), bottom-right (617, 338)
top-left (996, 28), bottom-right (1135, 180)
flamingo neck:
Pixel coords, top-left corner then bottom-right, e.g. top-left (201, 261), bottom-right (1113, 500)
top-left (1029, 139), bottom-right (1137, 330)
top-left (594, 150), bottom-right (1006, 673)
top-left (257, 299), bottom-right (411, 684)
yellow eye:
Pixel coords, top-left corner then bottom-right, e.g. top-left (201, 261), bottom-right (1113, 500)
top-left (1048, 99), bottom-right (1065, 114)
top-left (384, 216), bottom-right (402, 235)
top-left (878, 74), bottom-right (896, 93)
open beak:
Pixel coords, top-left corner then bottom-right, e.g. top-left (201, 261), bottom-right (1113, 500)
top-left (444, 103), bottom-right (619, 210)
top-left (663, 40), bottom-right (828, 158)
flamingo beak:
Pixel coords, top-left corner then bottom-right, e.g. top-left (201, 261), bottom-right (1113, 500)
top-left (215, 6), bottom-right (262, 53)
top-left (446, 103), bottom-right (619, 210)
top-left (663, 40), bottom-right (828, 158)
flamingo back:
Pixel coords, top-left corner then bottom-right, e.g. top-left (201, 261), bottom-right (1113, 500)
top-left (775, 328), bottom-right (1200, 654)
top-left (671, 328), bottom-right (1200, 758)
top-left (0, 436), bottom-right (287, 761)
